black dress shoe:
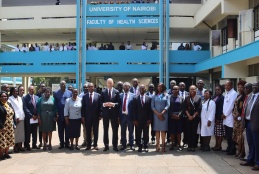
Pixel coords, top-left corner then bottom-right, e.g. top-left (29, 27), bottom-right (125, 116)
top-left (227, 151), bottom-right (236, 155)
top-left (103, 146), bottom-right (109, 151)
top-left (81, 142), bottom-right (87, 147)
top-left (120, 146), bottom-right (126, 151)
top-left (93, 146), bottom-right (99, 150)
top-left (240, 162), bottom-right (254, 166)
top-left (252, 165), bottom-right (259, 171)
top-left (65, 145), bottom-right (70, 149)
top-left (144, 148), bottom-right (149, 152)
top-left (85, 146), bottom-right (91, 150)
top-left (0, 156), bottom-right (6, 160)
top-left (138, 147), bottom-right (142, 152)
top-left (151, 140), bottom-right (155, 144)
top-left (129, 146), bottom-right (135, 151)
top-left (4, 154), bottom-right (11, 159)
top-left (58, 146), bottom-right (64, 149)
top-left (113, 147), bottom-right (119, 152)
top-left (32, 146), bottom-right (40, 149)
top-left (26, 147), bottom-right (31, 151)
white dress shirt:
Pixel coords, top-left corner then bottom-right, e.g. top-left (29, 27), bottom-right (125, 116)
top-left (141, 45), bottom-right (148, 50)
top-left (122, 92), bottom-right (130, 115)
top-left (193, 45), bottom-right (202, 51)
top-left (43, 45), bottom-right (49, 51)
top-left (89, 92), bottom-right (95, 103)
top-left (59, 46), bottom-right (68, 51)
top-left (179, 91), bottom-right (186, 99)
top-left (125, 44), bottom-right (133, 50)
top-left (140, 94), bottom-right (145, 104)
top-left (223, 88), bottom-right (237, 128)
top-left (8, 96), bottom-right (25, 120)
top-left (15, 47), bottom-right (20, 52)
top-left (21, 47), bottom-right (28, 52)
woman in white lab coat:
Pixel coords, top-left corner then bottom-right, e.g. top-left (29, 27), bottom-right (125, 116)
top-left (200, 90), bottom-right (216, 151)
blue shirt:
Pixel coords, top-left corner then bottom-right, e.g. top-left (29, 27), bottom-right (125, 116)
top-left (53, 89), bottom-right (72, 118)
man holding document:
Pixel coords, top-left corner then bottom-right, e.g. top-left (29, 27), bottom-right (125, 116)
top-left (23, 86), bottom-right (39, 151)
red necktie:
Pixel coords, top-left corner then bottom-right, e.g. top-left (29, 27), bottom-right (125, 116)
top-left (241, 96), bottom-right (248, 117)
top-left (90, 93), bottom-right (92, 105)
top-left (141, 96), bottom-right (144, 107)
top-left (123, 93), bottom-right (127, 112)
top-left (108, 89), bottom-right (111, 100)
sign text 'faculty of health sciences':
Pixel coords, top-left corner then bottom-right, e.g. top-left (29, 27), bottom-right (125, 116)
top-left (86, 18), bottom-right (159, 28)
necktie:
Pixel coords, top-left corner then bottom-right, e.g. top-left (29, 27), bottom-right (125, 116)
top-left (245, 94), bottom-right (255, 115)
top-left (31, 95), bottom-right (36, 114)
top-left (90, 93), bottom-right (92, 105)
top-left (141, 96), bottom-right (144, 107)
top-left (108, 89), bottom-right (111, 100)
top-left (123, 93), bottom-right (127, 112)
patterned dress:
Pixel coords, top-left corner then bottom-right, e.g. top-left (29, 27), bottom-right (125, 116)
top-left (0, 105), bottom-right (15, 149)
top-left (232, 94), bottom-right (245, 144)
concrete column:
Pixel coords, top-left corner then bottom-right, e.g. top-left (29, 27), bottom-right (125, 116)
top-left (22, 77), bottom-right (27, 94)
top-left (12, 77), bottom-right (16, 87)
top-left (0, 31), bottom-right (1, 49)
top-left (227, 38), bottom-right (236, 51)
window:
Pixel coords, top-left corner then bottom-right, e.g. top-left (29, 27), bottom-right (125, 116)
top-left (221, 27), bottom-right (228, 46)
top-left (248, 63), bottom-right (259, 76)
top-left (255, 5), bottom-right (259, 31)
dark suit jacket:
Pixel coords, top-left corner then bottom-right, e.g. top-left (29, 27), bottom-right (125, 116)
top-left (133, 95), bottom-right (153, 123)
top-left (23, 94), bottom-right (39, 121)
top-left (101, 88), bottom-right (121, 118)
top-left (169, 95), bottom-right (185, 118)
top-left (119, 92), bottom-right (135, 120)
top-left (250, 96), bottom-right (259, 132)
top-left (0, 102), bottom-right (16, 129)
top-left (184, 95), bottom-right (202, 117)
top-left (130, 86), bottom-right (139, 95)
top-left (213, 95), bottom-right (224, 120)
top-left (81, 92), bottom-right (102, 120)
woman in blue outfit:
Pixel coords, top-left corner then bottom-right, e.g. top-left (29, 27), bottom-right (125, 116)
top-left (151, 83), bottom-right (170, 152)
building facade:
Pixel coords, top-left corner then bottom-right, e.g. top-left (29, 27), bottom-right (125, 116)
top-left (0, 0), bottom-right (258, 91)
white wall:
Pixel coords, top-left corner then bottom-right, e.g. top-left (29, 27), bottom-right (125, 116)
top-left (223, 61), bottom-right (248, 78)
top-left (0, 5), bottom-right (76, 30)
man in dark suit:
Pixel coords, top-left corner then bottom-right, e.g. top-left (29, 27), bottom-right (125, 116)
top-left (82, 83), bottom-right (102, 150)
top-left (53, 81), bottom-right (72, 149)
top-left (130, 78), bottom-right (139, 95)
top-left (241, 82), bottom-right (259, 170)
top-left (146, 83), bottom-right (155, 144)
top-left (134, 84), bottom-right (152, 152)
top-left (179, 82), bottom-right (189, 147)
top-left (23, 85), bottom-right (39, 150)
top-left (101, 78), bottom-right (121, 151)
top-left (119, 82), bottom-right (135, 151)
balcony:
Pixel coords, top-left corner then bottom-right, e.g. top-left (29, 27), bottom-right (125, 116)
top-left (0, 50), bottom-right (211, 75)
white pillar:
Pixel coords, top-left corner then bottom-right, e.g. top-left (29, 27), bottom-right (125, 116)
top-left (12, 77), bottom-right (16, 87)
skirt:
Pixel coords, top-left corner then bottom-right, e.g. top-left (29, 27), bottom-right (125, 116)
top-left (214, 119), bottom-right (225, 137)
top-left (68, 119), bottom-right (81, 138)
top-left (14, 120), bottom-right (25, 143)
top-left (233, 120), bottom-right (244, 144)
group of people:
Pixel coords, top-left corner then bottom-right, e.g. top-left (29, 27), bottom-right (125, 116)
top-left (177, 42), bottom-right (202, 51)
top-left (0, 78), bottom-right (259, 171)
top-left (89, 41), bottom-right (154, 50)
top-left (14, 42), bottom-right (77, 52)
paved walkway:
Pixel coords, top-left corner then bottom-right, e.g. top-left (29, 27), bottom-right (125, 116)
top-left (0, 122), bottom-right (257, 174)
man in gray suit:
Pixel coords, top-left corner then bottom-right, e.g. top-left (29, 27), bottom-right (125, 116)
top-left (241, 82), bottom-right (259, 171)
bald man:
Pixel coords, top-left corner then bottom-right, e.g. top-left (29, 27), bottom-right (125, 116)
top-left (101, 78), bottom-right (121, 152)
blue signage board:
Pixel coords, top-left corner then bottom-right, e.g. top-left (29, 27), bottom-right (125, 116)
top-left (86, 17), bottom-right (159, 28)
top-left (87, 4), bottom-right (159, 16)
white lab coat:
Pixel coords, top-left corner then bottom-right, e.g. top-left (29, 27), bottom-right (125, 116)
top-left (223, 88), bottom-right (237, 128)
top-left (200, 99), bottom-right (216, 136)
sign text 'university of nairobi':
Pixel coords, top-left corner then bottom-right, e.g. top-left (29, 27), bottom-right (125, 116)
top-left (86, 4), bottom-right (159, 15)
